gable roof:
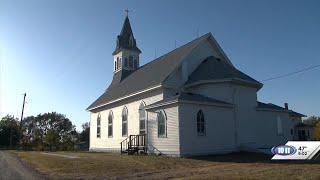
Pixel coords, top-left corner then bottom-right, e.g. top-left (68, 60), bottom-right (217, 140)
top-left (257, 101), bottom-right (306, 117)
top-left (87, 33), bottom-right (211, 111)
top-left (186, 56), bottom-right (262, 88)
top-left (145, 92), bottom-right (232, 110)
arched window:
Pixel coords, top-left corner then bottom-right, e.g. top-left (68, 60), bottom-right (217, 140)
top-left (139, 102), bottom-right (146, 134)
top-left (134, 57), bottom-right (139, 69)
top-left (108, 111), bottom-right (113, 137)
top-left (122, 107), bottom-right (128, 137)
top-left (114, 60), bottom-right (117, 71)
top-left (197, 110), bottom-right (205, 136)
top-left (157, 110), bottom-right (167, 137)
top-left (97, 114), bottom-right (101, 138)
top-left (129, 56), bottom-right (133, 68)
top-left (117, 57), bottom-right (121, 70)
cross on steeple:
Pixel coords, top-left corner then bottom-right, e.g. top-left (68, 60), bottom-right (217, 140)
top-left (125, 9), bottom-right (129, 17)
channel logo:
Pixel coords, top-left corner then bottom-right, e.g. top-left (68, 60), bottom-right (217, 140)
top-left (271, 145), bottom-right (297, 156)
top-left (271, 141), bottom-right (320, 160)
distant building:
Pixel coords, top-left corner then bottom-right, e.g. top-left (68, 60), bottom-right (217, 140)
top-left (87, 15), bottom-right (307, 156)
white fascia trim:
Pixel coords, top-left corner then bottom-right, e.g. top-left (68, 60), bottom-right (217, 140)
top-left (88, 84), bottom-right (162, 111)
top-left (145, 100), bottom-right (179, 111)
top-left (184, 78), bottom-right (262, 89)
top-left (145, 99), bottom-right (233, 111)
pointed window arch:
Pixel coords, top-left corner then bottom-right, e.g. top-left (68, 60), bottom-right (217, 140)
top-left (129, 56), bottom-right (133, 68)
top-left (108, 111), bottom-right (113, 137)
top-left (197, 110), bottom-right (205, 136)
top-left (139, 102), bottom-right (146, 134)
top-left (157, 110), bottom-right (167, 138)
top-left (122, 107), bottom-right (128, 137)
top-left (97, 114), bottom-right (101, 138)
top-left (117, 57), bottom-right (120, 70)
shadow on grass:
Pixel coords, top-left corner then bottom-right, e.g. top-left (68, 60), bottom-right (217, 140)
top-left (187, 151), bottom-right (320, 164)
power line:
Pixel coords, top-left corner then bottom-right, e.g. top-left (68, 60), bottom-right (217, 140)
top-left (261, 64), bottom-right (320, 82)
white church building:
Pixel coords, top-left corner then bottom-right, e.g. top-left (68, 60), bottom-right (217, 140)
top-left (87, 15), bottom-right (306, 156)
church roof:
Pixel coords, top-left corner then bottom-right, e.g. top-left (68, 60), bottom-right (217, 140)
top-left (257, 101), bottom-right (306, 117)
top-left (87, 33), bottom-right (211, 111)
top-left (145, 92), bottom-right (232, 110)
top-left (113, 16), bottom-right (141, 55)
top-left (186, 56), bottom-right (262, 88)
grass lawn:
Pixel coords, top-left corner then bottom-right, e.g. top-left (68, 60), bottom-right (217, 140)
top-left (13, 151), bottom-right (320, 180)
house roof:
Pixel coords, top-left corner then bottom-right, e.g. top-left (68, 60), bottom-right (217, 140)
top-left (87, 33), bottom-right (211, 111)
top-left (186, 56), bottom-right (262, 88)
top-left (257, 101), bottom-right (306, 117)
top-left (145, 92), bottom-right (232, 110)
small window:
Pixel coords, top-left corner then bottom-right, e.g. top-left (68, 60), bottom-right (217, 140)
top-left (124, 57), bottom-right (128, 67)
top-left (139, 102), bottom-right (146, 135)
top-left (157, 110), bottom-right (167, 137)
top-left (116, 57), bottom-right (120, 69)
top-left (129, 56), bottom-right (133, 68)
top-left (122, 107), bottom-right (128, 137)
top-left (197, 110), bottom-right (205, 136)
top-left (134, 58), bottom-right (139, 69)
top-left (290, 129), bottom-right (293, 135)
top-left (277, 116), bottom-right (283, 136)
top-left (114, 61), bottom-right (117, 71)
top-left (97, 114), bottom-right (101, 138)
top-left (108, 111), bottom-right (113, 137)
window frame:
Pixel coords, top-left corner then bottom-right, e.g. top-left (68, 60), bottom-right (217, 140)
top-left (129, 56), bottom-right (134, 69)
top-left (157, 110), bottom-right (167, 138)
top-left (108, 111), bottom-right (113, 138)
top-left (197, 110), bottom-right (206, 136)
top-left (139, 102), bottom-right (146, 135)
top-left (97, 114), bottom-right (101, 138)
top-left (122, 106), bottom-right (128, 137)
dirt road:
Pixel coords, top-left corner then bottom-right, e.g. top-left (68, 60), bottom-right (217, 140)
top-left (0, 151), bottom-right (43, 180)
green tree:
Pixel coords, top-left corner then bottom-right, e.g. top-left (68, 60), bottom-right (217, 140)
top-left (79, 122), bottom-right (90, 143)
top-left (0, 115), bottom-right (21, 149)
top-left (21, 112), bottom-right (78, 151)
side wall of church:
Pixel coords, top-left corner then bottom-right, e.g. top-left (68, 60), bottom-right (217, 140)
top-left (89, 88), bottom-right (164, 151)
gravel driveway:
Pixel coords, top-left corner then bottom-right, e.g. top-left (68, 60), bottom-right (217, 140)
top-left (0, 151), bottom-right (44, 180)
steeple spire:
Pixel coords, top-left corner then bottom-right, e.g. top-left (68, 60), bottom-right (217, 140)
top-left (112, 13), bottom-right (141, 55)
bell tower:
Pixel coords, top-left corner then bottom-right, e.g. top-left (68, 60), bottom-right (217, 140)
top-left (111, 11), bottom-right (141, 84)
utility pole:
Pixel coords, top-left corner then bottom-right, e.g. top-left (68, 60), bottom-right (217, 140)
top-left (20, 93), bottom-right (26, 122)
top-left (9, 93), bottom-right (26, 149)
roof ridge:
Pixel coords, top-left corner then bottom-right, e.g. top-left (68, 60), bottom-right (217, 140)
top-left (139, 33), bottom-right (211, 69)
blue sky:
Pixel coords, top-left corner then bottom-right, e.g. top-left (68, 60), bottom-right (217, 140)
top-left (1, 0), bottom-right (319, 130)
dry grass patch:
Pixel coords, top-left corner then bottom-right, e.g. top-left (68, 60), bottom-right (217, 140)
top-left (13, 151), bottom-right (320, 180)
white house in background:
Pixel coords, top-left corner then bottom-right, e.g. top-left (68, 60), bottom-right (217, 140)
top-left (87, 15), bottom-right (306, 156)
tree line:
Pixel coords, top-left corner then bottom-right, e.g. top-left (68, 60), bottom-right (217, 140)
top-left (0, 112), bottom-right (89, 151)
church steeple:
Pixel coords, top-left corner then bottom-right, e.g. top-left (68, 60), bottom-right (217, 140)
top-left (111, 12), bottom-right (141, 86)
top-left (113, 15), bottom-right (141, 55)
